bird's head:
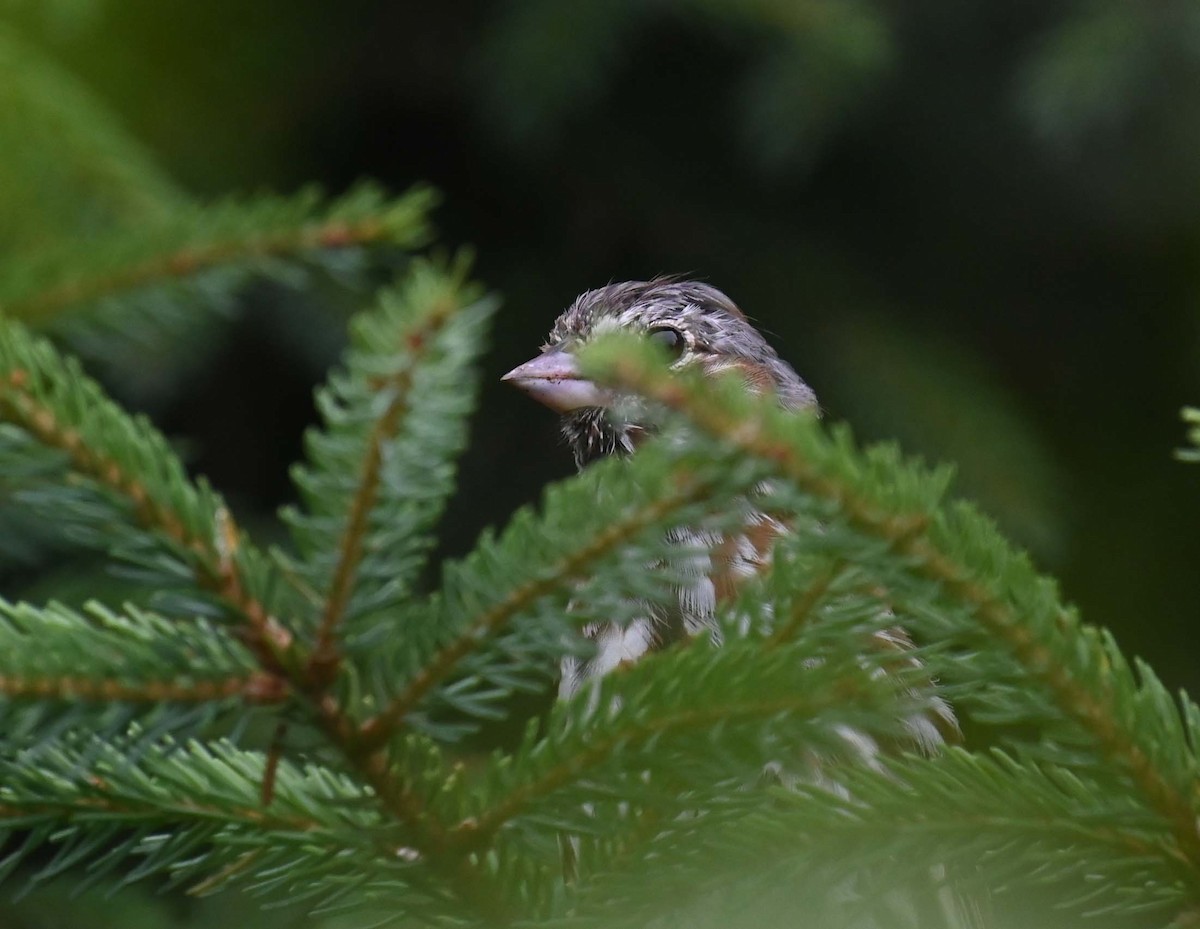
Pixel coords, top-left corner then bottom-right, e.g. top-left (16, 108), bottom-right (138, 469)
top-left (503, 280), bottom-right (817, 470)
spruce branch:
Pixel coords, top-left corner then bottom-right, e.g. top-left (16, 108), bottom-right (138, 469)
top-left (0, 674), bottom-right (279, 705)
top-left (362, 478), bottom-right (706, 741)
top-left (455, 633), bottom-right (934, 853)
top-left (0, 184), bottom-right (435, 324)
top-left (576, 750), bottom-right (1189, 928)
top-left (0, 574), bottom-right (292, 762)
top-left (270, 262), bottom-right (521, 920)
top-left (0, 322), bottom-right (303, 672)
top-left (358, 429), bottom-right (773, 745)
top-left (766, 556), bottom-right (847, 647)
top-left (585, 336), bottom-right (1200, 879)
top-left (0, 316), bottom-right (384, 826)
top-left (0, 735), bottom-right (408, 903)
top-left (3, 243), bottom-right (1197, 925)
top-left (0, 600), bottom-right (285, 713)
top-left (678, 750), bottom-right (1190, 924)
top-left (283, 258), bottom-right (497, 680)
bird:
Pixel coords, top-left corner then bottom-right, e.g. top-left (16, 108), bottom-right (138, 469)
top-left (502, 279), bottom-right (980, 925)
top-left (503, 279), bottom-right (822, 699)
top-left (502, 277), bottom-right (949, 724)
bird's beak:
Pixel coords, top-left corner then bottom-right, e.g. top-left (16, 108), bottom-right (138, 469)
top-left (501, 346), bottom-right (609, 412)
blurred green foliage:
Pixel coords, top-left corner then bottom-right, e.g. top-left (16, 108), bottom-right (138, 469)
top-left (0, 24), bottom-right (182, 254)
top-left (0, 0), bottom-right (1198, 924)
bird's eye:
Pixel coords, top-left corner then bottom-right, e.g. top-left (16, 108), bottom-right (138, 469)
top-left (647, 326), bottom-right (685, 358)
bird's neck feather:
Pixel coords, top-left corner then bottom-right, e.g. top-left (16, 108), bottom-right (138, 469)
top-left (561, 408), bottom-right (646, 471)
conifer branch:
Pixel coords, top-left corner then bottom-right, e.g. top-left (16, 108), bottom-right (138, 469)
top-left (0, 308), bottom-right (515, 919)
top-left (1, 224), bottom-right (1192, 921)
top-left (0, 367), bottom-right (291, 665)
top-left (460, 694), bottom-right (853, 848)
top-left (0, 672), bottom-right (286, 705)
top-left (767, 557), bottom-right (846, 647)
top-left (583, 750), bottom-right (1192, 926)
top-left (0, 735), bottom-right (415, 904)
top-left (309, 281), bottom-right (470, 683)
top-left (318, 736), bottom-right (517, 924)
top-left (0, 324), bottom-right (386, 810)
top-left (0, 371), bottom-right (185, 540)
top-left (919, 572), bottom-right (1200, 869)
top-left (286, 262), bottom-right (495, 659)
top-left (311, 399), bottom-right (403, 672)
top-left (279, 265), bottom-right (515, 920)
top-left (734, 750), bottom-right (1196, 915)
top-left (0, 599), bottom-right (290, 751)
top-left (458, 636), bottom-right (923, 851)
top-left (360, 474), bottom-right (717, 745)
top-left (0, 794), bottom-right (322, 835)
top-left (0, 184), bottom-right (435, 323)
top-left (591, 341), bottom-right (1200, 875)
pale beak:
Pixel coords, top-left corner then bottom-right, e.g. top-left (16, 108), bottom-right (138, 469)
top-left (501, 346), bottom-right (609, 412)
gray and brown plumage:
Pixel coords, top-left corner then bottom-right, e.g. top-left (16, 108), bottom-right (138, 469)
top-left (503, 279), bottom-right (955, 752)
top-left (503, 280), bottom-right (981, 924)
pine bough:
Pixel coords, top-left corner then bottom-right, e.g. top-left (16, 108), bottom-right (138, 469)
top-left (0, 247), bottom-right (1195, 927)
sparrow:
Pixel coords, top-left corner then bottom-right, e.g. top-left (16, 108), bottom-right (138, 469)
top-left (503, 280), bottom-right (980, 923)
top-left (502, 279), bottom-right (955, 748)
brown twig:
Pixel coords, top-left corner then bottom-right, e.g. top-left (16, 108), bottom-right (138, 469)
top-left (767, 558), bottom-right (846, 647)
top-left (4, 213), bottom-right (413, 323)
top-left (0, 795), bottom-right (323, 834)
top-left (0, 671), bottom-right (287, 704)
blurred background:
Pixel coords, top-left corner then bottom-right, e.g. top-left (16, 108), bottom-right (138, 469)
top-left (1, 0), bottom-right (1199, 922)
